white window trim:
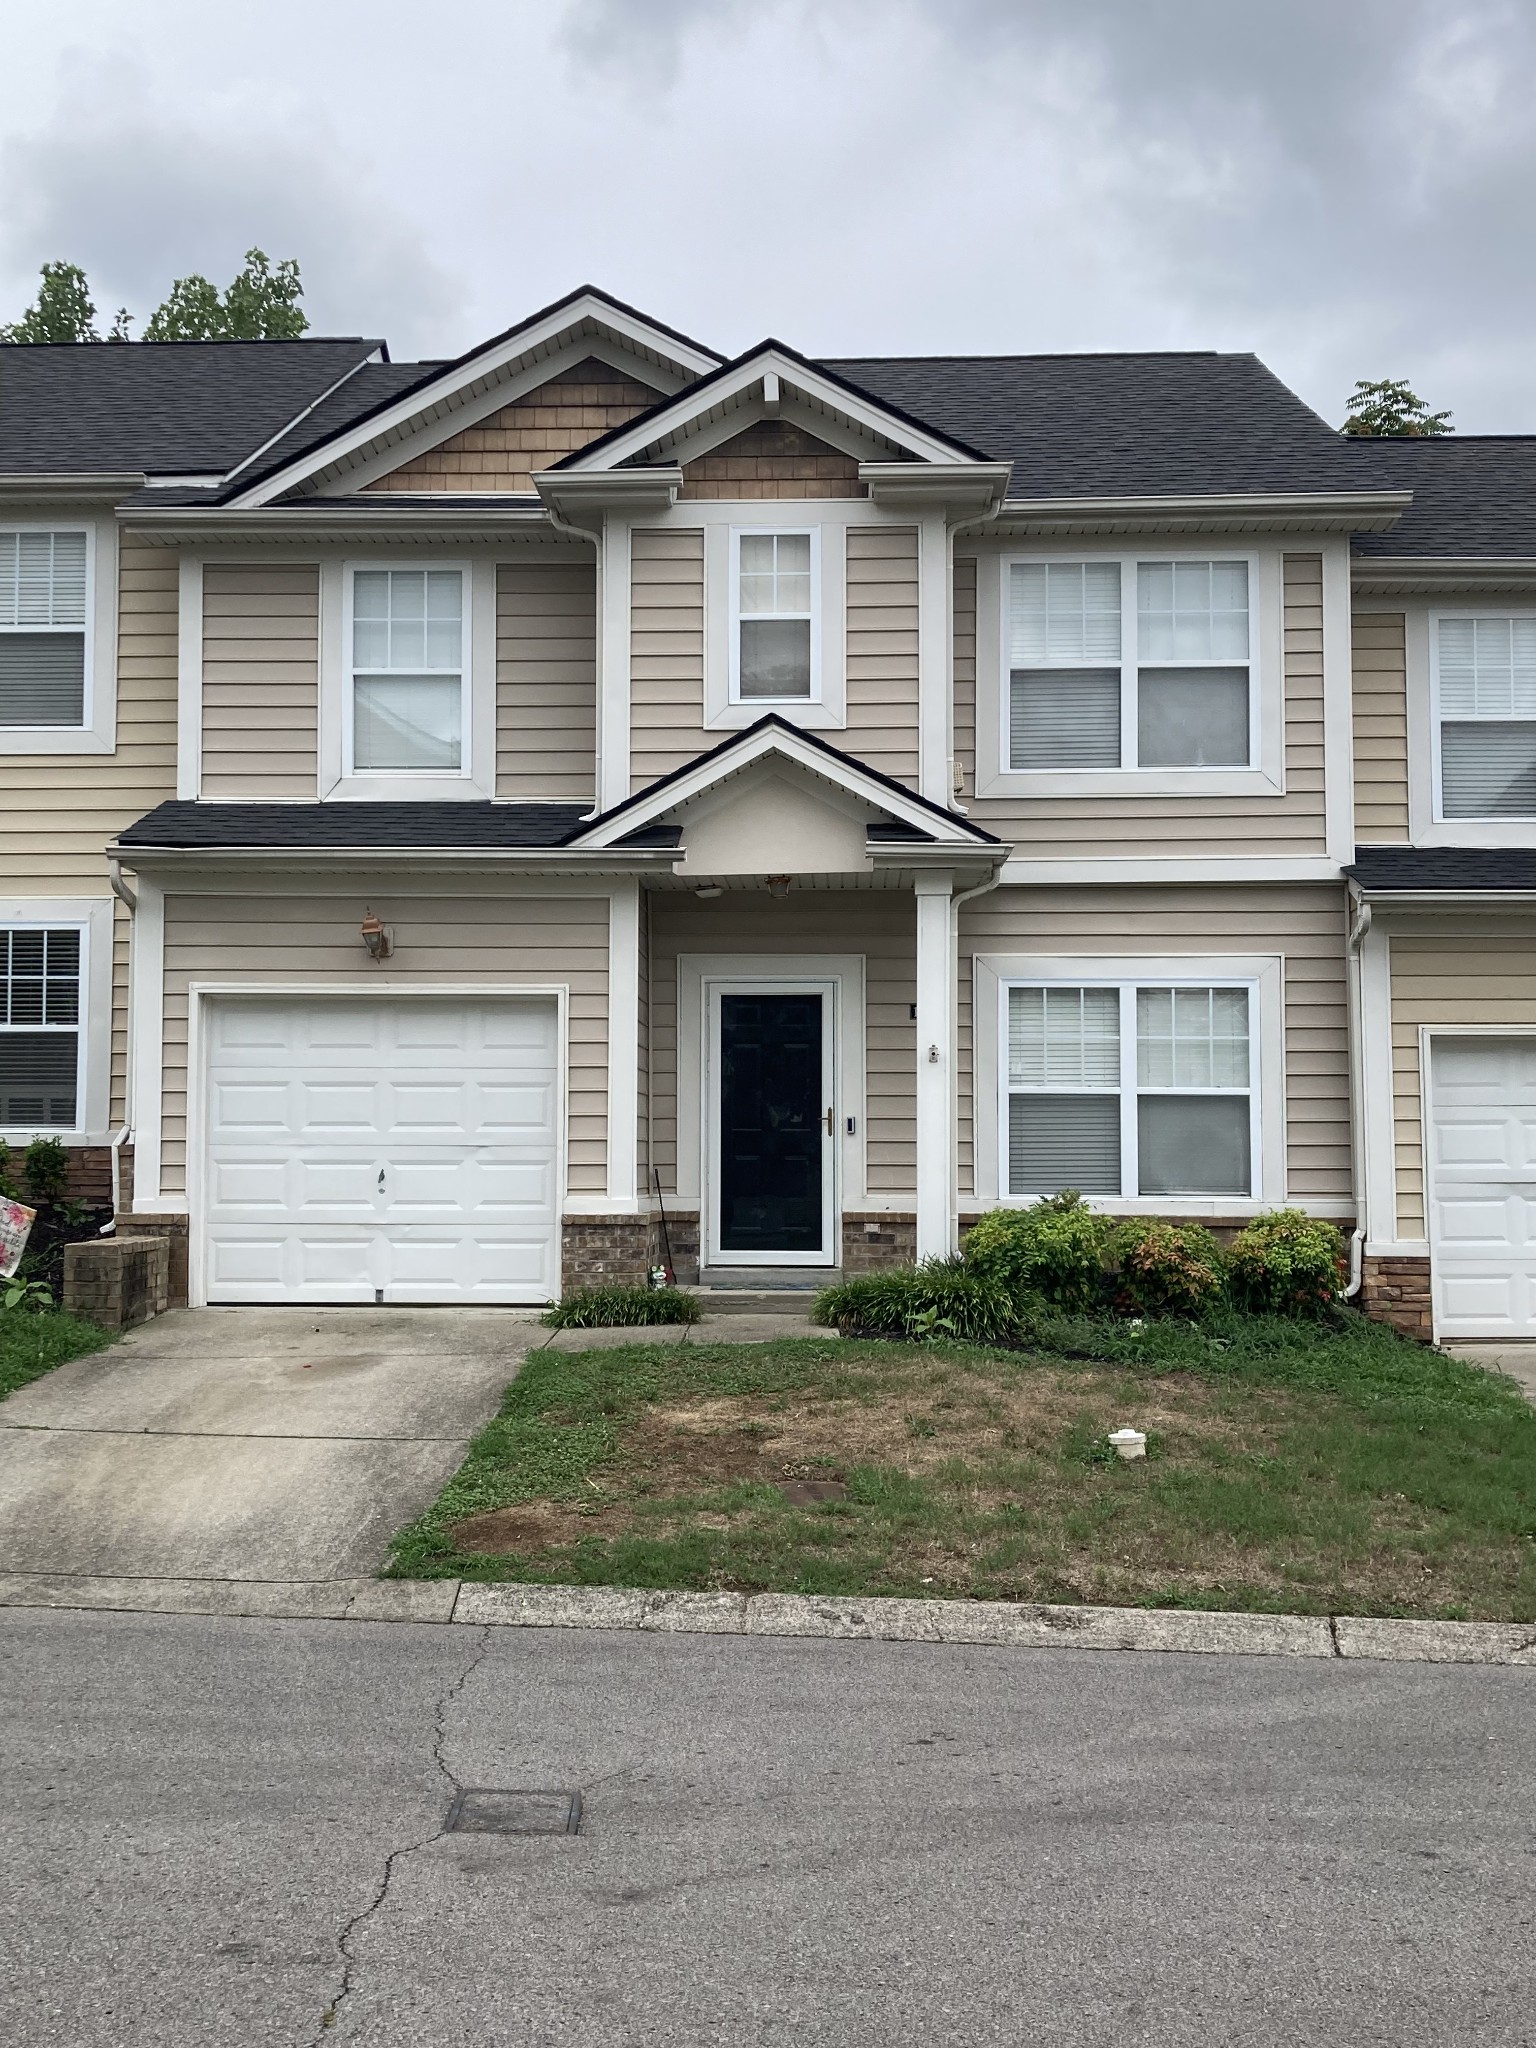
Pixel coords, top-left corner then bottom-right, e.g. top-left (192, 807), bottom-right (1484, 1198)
top-left (320, 558), bottom-right (495, 800)
top-left (971, 951), bottom-right (1286, 1212)
top-left (0, 519), bottom-right (117, 756)
top-left (1426, 603), bottom-right (1536, 833)
top-left (727, 525), bottom-right (822, 709)
top-left (703, 511), bottom-right (848, 731)
top-left (0, 897), bottom-right (113, 1144)
top-left (973, 546), bottom-right (1284, 799)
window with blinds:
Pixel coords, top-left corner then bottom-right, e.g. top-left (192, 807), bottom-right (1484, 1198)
top-left (1436, 614), bottom-right (1536, 818)
top-left (1005, 981), bottom-right (1254, 1199)
top-left (0, 530), bottom-right (88, 729)
top-left (1006, 556), bottom-right (1252, 771)
top-left (349, 568), bottom-right (466, 773)
top-left (0, 927), bottom-right (82, 1128)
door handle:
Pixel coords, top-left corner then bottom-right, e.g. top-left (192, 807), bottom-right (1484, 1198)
top-left (824, 1108), bottom-right (835, 1136)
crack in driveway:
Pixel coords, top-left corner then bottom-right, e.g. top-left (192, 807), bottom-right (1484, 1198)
top-left (308, 1623), bottom-right (491, 2042)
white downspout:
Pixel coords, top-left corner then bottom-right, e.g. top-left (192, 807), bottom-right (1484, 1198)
top-left (946, 863), bottom-right (1007, 1254)
top-left (107, 856), bottom-right (137, 1220)
top-left (1343, 887), bottom-right (1371, 1297)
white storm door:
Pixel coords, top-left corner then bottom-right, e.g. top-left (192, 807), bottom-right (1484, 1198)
top-left (203, 996), bottom-right (559, 1304)
top-left (1428, 1034), bottom-right (1536, 1339)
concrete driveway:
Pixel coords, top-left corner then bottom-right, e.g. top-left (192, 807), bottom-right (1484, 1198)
top-left (0, 1308), bottom-right (539, 1581)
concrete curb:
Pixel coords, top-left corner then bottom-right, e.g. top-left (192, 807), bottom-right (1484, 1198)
top-left (3, 1571), bottom-right (1535, 1664)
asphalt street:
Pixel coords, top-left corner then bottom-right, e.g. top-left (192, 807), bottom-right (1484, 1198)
top-left (2, 1608), bottom-right (1532, 2046)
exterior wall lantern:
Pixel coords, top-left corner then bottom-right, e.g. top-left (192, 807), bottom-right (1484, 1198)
top-left (360, 910), bottom-right (394, 961)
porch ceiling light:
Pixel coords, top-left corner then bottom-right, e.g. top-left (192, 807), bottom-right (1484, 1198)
top-left (360, 909), bottom-right (393, 960)
top-left (766, 875), bottom-right (791, 898)
top-left (694, 884), bottom-right (724, 900)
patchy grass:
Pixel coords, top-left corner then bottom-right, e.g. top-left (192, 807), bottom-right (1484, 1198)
top-left (0, 1305), bottom-right (114, 1403)
top-left (386, 1313), bottom-right (1536, 1621)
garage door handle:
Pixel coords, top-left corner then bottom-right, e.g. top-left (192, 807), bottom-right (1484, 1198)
top-left (377, 1169), bottom-right (386, 1189)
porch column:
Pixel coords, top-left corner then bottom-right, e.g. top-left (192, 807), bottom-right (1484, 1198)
top-left (914, 871), bottom-right (955, 1261)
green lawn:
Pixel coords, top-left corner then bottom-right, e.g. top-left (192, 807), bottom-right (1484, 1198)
top-left (0, 1305), bottom-right (114, 1403)
top-left (386, 1311), bottom-right (1536, 1622)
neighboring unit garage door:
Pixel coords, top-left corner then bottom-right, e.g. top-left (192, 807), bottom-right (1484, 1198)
top-left (203, 996), bottom-right (559, 1304)
top-left (1427, 1035), bottom-right (1536, 1339)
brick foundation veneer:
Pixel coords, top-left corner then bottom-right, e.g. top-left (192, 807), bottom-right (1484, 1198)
top-left (63, 1234), bottom-right (169, 1330)
top-left (560, 1215), bottom-right (653, 1290)
top-left (841, 1214), bottom-right (917, 1273)
top-left (1359, 1255), bottom-right (1434, 1342)
top-left (116, 1212), bottom-right (191, 1309)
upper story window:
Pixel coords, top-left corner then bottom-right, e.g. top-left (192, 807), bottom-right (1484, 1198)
top-left (731, 529), bottom-right (819, 702)
top-left (1434, 614), bottom-right (1536, 818)
top-left (1008, 556), bottom-right (1253, 772)
top-left (346, 567), bottom-right (466, 775)
top-left (0, 926), bottom-right (82, 1130)
top-left (1005, 979), bottom-right (1255, 1200)
top-left (0, 529), bottom-right (89, 731)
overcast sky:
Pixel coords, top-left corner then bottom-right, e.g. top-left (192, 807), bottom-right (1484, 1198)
top-left (2, 0), bottom-right (1534, 430)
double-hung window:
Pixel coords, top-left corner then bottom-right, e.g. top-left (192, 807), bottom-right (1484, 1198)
top-left (0, 927), bottom-right (82, 1130)
top-left (0, 529), bottom-right (89, 731)
top-left (1433, 614), bottom-right (1536, 818)
top-left (348, 567), bottom-right (466, 775)
top-left (732, 530), bottom-right (817, 701)
top-left (1005, 980), bottom-right (1256, 1199)
top-left (1008, 556), bottom-right (1253, 771)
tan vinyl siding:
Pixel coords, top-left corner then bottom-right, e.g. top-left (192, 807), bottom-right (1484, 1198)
top-left (963, 550), bottom-right (1330, 858)
top-left (496, 560), bottom-right (597, 802)
top-left (157, 890), bottom-right (610, 1197)
top-left (1352, 610), bottom-right (1409, 841)
top-left (629, 526), bottom-right (705, 791)
top-left (679, 422), bottom-right (863, 501)
top-left (953, 555), bottom-right (977, 800)
top-left (957, 884), bottom-right (1351, 1201)
top-left (199, 563), bottom-right (318, 799)
top-left (845, 525), bottom-right (919, 788)
top-left (1388, 928), bottom-right (1536, 1237)
top-left (365, 359), bottom-right (662, 494)
top-left (647, 893), bottom-right (916, 1196)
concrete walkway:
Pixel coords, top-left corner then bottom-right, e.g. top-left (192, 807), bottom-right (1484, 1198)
top-left (0, 1307), bottom-right (544, 1581)
top-left (1441, 1341), bottom-right (1536, 1403)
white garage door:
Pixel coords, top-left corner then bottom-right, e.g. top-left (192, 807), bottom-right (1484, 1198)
top-left (1428, 1035), bottom-right (1536, 1339)
top-left (203, 996), bottom-right (559, 1305)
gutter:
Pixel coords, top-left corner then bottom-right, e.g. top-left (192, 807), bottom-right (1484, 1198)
top-left (995, 490), bottom-right (1411, 535)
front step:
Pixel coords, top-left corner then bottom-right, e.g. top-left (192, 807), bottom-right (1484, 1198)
top-left (686, 1288), bottom-right (831, 1317)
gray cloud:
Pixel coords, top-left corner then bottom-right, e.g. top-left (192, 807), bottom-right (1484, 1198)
top-left (3, 2), bottom-right (1535, 428)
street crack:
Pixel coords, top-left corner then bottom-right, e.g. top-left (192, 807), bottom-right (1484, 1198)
top-left (309, 1623), bottom-right (491, 2041)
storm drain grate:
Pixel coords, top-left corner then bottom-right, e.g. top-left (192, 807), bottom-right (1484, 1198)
top-left (445, 1789), bottom-right (583, 1836)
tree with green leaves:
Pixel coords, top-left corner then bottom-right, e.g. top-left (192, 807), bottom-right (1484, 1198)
top-left (0, 261), bottom-right (130, 344)
top-left (1342, 378), bottom-right (1453, 437)
top-left (143, 248), bottom-right (307, 341)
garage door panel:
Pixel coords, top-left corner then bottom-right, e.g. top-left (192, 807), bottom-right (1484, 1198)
top-left (1430, 1036), bottom-right (1536, 1339)
top-left (204, 997), bottom-right (560, 1305)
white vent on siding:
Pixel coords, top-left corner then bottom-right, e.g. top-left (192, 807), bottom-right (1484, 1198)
top-left (1010, 669), bottom-right (1120, 769)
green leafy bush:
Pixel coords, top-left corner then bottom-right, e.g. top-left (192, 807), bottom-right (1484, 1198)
top-left (1228, 1210), bottom-right (1346, 1317)
top-left (1110, 1218), bottom-right (1226, 1320)
top-left (22, 1137), bottom-right (70, 1205)
top-left (542, 1284), bottom-right (701, 1329)
top-left (962, 1192), bottom-right (1112, 1312)
top-left (815, 1258), bottom-right (1032, 1345)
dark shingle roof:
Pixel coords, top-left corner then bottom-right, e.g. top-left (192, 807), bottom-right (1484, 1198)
top-left (1348, 846), bottom-right (1536, 891)
top-left (0, 339), bottom-right (384, 476)
top-left (1346, 438), bottom-right (1536, 559)
top-left (817, 351), bottom-right (1364, 499)
top-left (117, 801), bottom-right (591, 851)
top-left (216, 361), bottom-right (449, 493)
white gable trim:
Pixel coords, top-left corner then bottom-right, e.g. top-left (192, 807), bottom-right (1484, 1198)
top-left (572, 721), bottom-right (996, 850)
top-left (227, 293), bottom-right (722, 510)
top-left (557, 347), bottom-right (979, 474)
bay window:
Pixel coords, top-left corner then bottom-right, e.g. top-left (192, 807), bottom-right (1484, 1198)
top-left (0, 529), bottom-right (89, 730)
top-left (1007, 555), bottom-right (1254, 772)
top-left (1005, 978), bottom-right (1256, 1199)
top-left (1434, 613), bottom-right (1536, 818)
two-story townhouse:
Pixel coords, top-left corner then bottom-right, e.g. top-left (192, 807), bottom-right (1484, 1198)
top-left (1, 284), bottom-right (1527, 1344)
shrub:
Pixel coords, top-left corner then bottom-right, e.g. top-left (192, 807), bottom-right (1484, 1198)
top-left (1110, 1218), bottom-right (1226, 1320)
top-left (815, 1258), bottom-right (1032, 1345)
top-left (542, 1284), bottom-right (701, 1329)
top-left (962, 1193), bottom-right (1112, 1312)
top-left (23, 1137), bottom-right (70, 1206)
top-left (1228, 1209), bottom-right (1346, 1317)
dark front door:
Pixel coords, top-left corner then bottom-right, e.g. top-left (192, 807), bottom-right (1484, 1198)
top-left (718, 992), bottom-right (824, 1255)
